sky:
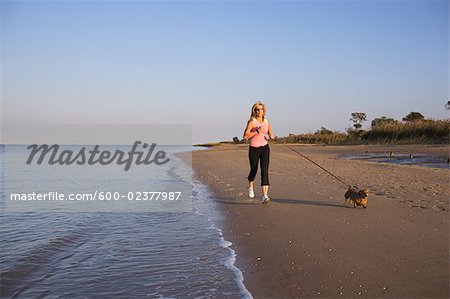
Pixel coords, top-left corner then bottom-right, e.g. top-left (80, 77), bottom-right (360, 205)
top-left (1, 0), bottom-right (448, 144)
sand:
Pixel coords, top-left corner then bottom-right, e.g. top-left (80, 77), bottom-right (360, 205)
top-left (190, 144), bottom-right (449, 298)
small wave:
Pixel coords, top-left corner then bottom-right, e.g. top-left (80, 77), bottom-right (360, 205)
top-left (1, 232), bottom-right (84, 298)
top-left (216, 226), bottom-right (253, 299)
top-left (191, 178), bottom-right (253, 299)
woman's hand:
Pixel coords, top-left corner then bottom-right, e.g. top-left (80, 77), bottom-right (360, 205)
top-left (243, 120), bottom-right (259, 139)
top-left (267, 121), bottom-right (276, 141)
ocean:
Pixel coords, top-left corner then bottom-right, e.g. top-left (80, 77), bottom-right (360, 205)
top-left (0, 145), bottom-right (252, 298)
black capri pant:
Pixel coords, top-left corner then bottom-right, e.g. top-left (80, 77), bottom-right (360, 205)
top-left (247, 144), bottom-right (270, 186)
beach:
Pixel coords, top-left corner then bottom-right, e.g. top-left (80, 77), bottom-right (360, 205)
top-left (190, 144), bottom-right (449, 298)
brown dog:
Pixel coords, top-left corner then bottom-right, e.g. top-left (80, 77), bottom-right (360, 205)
top-left (344, 187), bottom-right (368, 209)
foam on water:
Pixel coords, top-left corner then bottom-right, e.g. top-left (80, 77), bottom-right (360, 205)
top-left (188, 170), bottom-right (253, 299)
top-left (205, 219), bottom-right (253, 299)
top-left (178, 147), bottom-right (252, 298)
top-left (217, 228), bottom-right (253, 299)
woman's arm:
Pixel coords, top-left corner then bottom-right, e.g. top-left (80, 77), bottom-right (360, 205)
top-left (243, 119), bottom-right (258, 139)
top-left (267, 120), bottom-right (276, 140)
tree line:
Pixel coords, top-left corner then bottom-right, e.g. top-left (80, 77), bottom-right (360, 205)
top-left (229, 110), bottom-right (449, 145)
top-left (285, 111), bottom-right (449, 144)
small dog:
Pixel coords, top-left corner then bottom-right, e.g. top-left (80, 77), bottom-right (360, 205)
top-left (344, 187), bottom-right (368, 209)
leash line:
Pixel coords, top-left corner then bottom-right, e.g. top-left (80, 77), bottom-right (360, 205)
top-left (284, 144), bottom-right (352, 188)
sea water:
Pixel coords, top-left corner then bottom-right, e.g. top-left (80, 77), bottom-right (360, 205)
top-left (341, 152), bottom-right (450, 170)
top-left (0, 145), bottom-right (252, 298)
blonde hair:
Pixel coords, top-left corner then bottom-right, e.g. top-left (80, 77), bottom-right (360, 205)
top-left (249, 101), bottom-right (266, 121)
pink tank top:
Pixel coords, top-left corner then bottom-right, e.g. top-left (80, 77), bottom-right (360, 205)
top-left (250, 118), bottom-right (268, 147)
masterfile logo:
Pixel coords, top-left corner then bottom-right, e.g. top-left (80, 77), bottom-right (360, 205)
top-left (26, 141), bottom-right (170, 171)
top-left (2, 124), bottom-right (193, 213)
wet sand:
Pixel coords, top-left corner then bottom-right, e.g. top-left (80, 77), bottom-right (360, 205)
top-left (190, 144), bottom-right (449, 298)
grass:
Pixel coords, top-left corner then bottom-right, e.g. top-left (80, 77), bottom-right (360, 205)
top-left (362, 119), bottom-right (449, 144)
top-left (210, 119), bottom-right (449, 146)
top-left (276, 132), bottom-right (350, 145)
top-left (194, 142), bottom-right (224, 147)
top-left (275, 119), bottom-right (449, 145)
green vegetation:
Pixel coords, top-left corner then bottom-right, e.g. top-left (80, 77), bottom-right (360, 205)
top-left (371, 116), bottom-right (398, 128)
top-left (213, 112), bottom-right (448, 146)
top-left (349, 112), bottom-right (367, 131)
top-left (362, 119), bottom-right (449, 144)
top-left (277, 131), bottom-right (350, 145)
top-left (273, 112), bottom-right (449, 145)
top-left (194, 142), bottom-right (224, 147)
top-left (402, 112), bottom-right (425, 122)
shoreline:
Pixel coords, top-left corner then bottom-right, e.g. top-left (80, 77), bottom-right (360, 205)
top-left (189, 174), bottom-right (254, 298)
top-left (190, 144), bottom-right (449, 298)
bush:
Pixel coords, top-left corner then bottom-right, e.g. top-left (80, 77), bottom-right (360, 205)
top-left (273, 119), bottom-right (449, 145)
top-left (277, 132), bottom-right (349, 145)
top-left (362, 119), bottom-right (449, 143)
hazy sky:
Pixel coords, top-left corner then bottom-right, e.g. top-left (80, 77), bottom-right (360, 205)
top-left (1, 0), bottom-right (448, 144)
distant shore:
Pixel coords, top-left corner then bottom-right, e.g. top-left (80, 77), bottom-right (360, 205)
top-left (190, 143), bottom-right (449, 298)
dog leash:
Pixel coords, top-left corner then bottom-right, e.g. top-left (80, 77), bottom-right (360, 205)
top-left (283, 144), bottom-right (354, 189)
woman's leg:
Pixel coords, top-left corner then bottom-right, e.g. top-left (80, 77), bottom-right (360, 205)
top-left (247, 146), bottom-right (260, 185)
top-left (260, 145), bottom-right (270, 186)
top-left (260, 145), bottom-right (270, 196)
top-left (247, 147), bottom-right (260, 198)
top-left (262, 185), bottom-right (269, 197)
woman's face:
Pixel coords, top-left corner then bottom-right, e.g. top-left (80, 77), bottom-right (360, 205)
top-left (255, 105), bottom-right (264, 117)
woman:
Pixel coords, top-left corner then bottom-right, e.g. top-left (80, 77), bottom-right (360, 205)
top-left (243, 101), bottom-right (276, 203)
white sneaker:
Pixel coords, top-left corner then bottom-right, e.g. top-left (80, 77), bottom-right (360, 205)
top-left (262, 195), bottom-right (271, 204)
top-left (248, 187), bottom-right (255, 198)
